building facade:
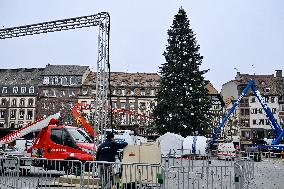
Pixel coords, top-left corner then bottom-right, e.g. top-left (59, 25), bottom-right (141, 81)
top-left (221, 71), bottom-right (284, 150)
top-left (0, 65), bottom-right (225, 138)
top-left (0, 68), bottom-right (43, 135)
top-left (36, 64), bottom-right (90, 123)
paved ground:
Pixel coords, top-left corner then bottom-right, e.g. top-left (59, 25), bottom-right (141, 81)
top-left (249, 158), bottom-right (284, 189)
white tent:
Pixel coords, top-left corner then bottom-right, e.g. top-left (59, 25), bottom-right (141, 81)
top-left (156, 132), bottom-right (184, 157)
top-left (182, 136), bottom-right (207, 156)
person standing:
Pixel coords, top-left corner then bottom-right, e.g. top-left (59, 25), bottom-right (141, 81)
top-left (96, 133), bottom-right (128, 188)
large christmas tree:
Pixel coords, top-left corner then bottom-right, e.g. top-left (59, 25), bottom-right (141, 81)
top-left (153, 8), bottom-right (211, 137)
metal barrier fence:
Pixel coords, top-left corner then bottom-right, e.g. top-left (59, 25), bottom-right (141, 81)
top-left (0, 154), bottom-right (254, 189)
top-left (0, 157), bottom-right (164, 189)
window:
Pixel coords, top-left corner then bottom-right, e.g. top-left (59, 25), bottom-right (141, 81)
top-left (259, 108), bottom-right (263, 114)
top-left (10, 109), bottom-right (16, 119)
top-left (241, 109), bottom-right (245, 116)
top-left (53, 77), bottom-right (59, 85)
top-left (11, 99), bottom-right (17, 106)
top-left (253, 119), bottom-right (257, 125)
top-left (265, 119), bottom-right (270, 125)
top-left (141, 89), bottom-right (145, 96)
top-left (265, 97), bottom-right (269, 103)
top-left (150, 89), bottom-right (155, 96)
top-left (130, 102), bottom-right (135, 109)
top-left (112, 89), bottom-right (116, 95)
top-left (0, 110), bottom-right (5, 119)
top-left (61, 77), bottom-right (68, 85)
top-left (91, 89), bottom-right (96, 95)
top-left (245, 109), bottom-right (249, 115)
top-left (18, 121), bottom-right (23, 128)
top-left (265, 88), bottom-right (270, 93)
top-left (130, 90), bottom-right (135, 96)
top-left (29, 86), bottom-right (35, 94)
top-left (139, 102), bottom-right (146, 110)
top-left (272, 108), bottom-right (277, 114)
top-left (13, 86), bottom-right (18, 93)
top-left (259, 119), bottom-right (265, 125)
top-left (1, 99), bottom-right (6, 106)
top-left (112, 102), bottom-right (117, 108)
top-left (21, 87), bottom-right (26, 93)
top-left (20, 99), bottom-right (25, 106)
top-left (121, 89), bottom-right (125, 96)
top-left (28, 99), bottom-right (34, 106)
top-left (82, 89), bottom-right (88, 95)
top-left (61, 90), bottom-right (65, 97)
top-left (251, 108), bottom-right (257, 114)
top-left (10, 122), bottom-right (15, 129)
top-left (271, 97), bottom-right (275, 103)
top-left (70, 77), bottom-right (76, 85)
top-left (19, 110), bottom-right (25, 120)
top-left (2, 87), bottom-right (7, 94)
top-left (43, 77), bottom-right (49, 85)
top-left (43, 90), bottom-right (49, 97)
top-left (251, 97), bottom-right (256, 103)
top-left (120, 114), bottom-right (126, 125)
top-left (134, 80), bottom-right (139, 85)
top-left (121, 102), bottom-right (126, 109)
top-left (121, 80), bottom-right (126, 86)
top-left (51, 129), bottom-right (69, 145)
top-left (27, 110), bottom-right (33, 120)
top-left (0, 122), bottom-right (4, 127)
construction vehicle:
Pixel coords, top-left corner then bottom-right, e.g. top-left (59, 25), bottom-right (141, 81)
top-left (210, 79), bottom-right (284, 151)
top-left (0, 112), bottom-right (97, 172)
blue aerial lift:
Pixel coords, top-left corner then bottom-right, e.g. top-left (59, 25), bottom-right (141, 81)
top-left (210, 79), bottom-right (284, 150)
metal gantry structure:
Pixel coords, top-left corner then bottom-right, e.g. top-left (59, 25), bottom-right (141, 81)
top-left (0, 12), bottom-right (110, 143)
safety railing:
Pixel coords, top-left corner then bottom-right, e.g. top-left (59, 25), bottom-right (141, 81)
top-left (0, 152), bottom-right (254, 189)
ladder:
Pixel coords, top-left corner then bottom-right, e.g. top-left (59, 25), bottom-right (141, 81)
top-left (0, 112), bottom-right (60, 146)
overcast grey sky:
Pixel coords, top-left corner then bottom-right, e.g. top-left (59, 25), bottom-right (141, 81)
top-left (0, 0), bottom-right (283, 91)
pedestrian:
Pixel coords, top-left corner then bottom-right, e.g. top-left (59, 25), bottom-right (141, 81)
top-left (96, 132), bottom-right (128, 188)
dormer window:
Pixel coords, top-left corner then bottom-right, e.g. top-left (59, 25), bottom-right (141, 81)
top-left (82, 89), bottom-right (88, 95)
top-left (29, 86), bottom-right (35, 94)
top-left (121, 89), bottom-right (125, 96)
top-left (121, 80), bottom-right (126, 86)
top-left (43, 77), bottom-right (49, 85)
top-left (21, 87), bottom-right (26, 93)
top-left (2, 87), bottom-right (7, 94)
top-left (13, 87), bottom-right (18, 93)
top-left (265, 88), bottom-right (270, 93)
top-left (134, 80), bottom-right (139, 85)
top-left (53, 77), bottom-right (59, 85)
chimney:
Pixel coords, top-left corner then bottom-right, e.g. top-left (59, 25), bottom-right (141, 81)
top-left (235, 72), bottom-right (241, 80)
top-left (276, 70), bottom-right (282, 78)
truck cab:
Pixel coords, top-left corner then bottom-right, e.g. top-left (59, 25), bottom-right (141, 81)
top-left (30, 125), bottom-right (96, 161)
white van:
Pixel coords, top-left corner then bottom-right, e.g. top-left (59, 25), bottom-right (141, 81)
top-left (217, 143), bottom-right (236, 160)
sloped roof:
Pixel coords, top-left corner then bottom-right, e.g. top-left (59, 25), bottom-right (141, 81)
top-left (236, 73), bottom-right (277, 95)
top-left (42, 64), bottom-right (89, 76)
top-left (206, 82), bottom-right (218, 94)
top-left (0, 68), bottom-right (44, 85)
top-left (84, 72), bottom-right (160, 87)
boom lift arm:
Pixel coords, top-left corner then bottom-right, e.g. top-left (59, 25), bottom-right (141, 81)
top-left (71, 103), bottom-right (97, 138)
top-left (0, 113), bottom-right (60, 146)
top-left (210, 79), bottom-right (284, 148)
